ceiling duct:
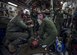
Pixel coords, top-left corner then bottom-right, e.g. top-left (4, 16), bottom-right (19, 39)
top-left (25, 0), bottom-right (32, 5)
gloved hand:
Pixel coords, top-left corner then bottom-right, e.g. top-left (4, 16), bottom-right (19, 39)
top-left (41, 44), bottom-right (48, 50)
top-left (42, 45), bottom-right (47, 48)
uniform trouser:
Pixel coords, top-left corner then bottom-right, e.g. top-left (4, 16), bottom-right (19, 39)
top-left (3, 31), bottom-right (29, 47)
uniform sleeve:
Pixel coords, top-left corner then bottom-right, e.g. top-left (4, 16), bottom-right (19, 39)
top-left (14, 16), bottom-right (28, 29)
top-left (42, 19), bottom-right (58, 46)
top-left (39, 21), bottom-right (46, 40)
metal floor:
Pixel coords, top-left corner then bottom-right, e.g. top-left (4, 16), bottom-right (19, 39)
top-left (0, 45), bottom-right (68, 55)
